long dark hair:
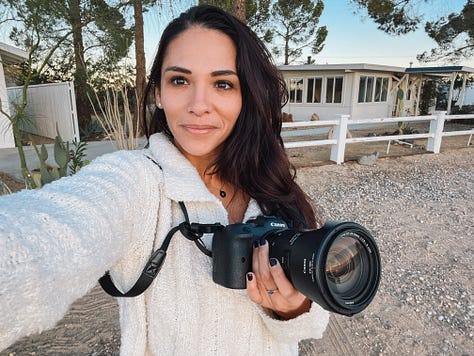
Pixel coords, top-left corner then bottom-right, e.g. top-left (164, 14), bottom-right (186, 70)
top-left (143, 5), bottom-right (319, 228)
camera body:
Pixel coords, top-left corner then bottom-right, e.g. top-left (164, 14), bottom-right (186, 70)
top-left (212, 216), bottom-right (288, 289)
top-left (212, 215), bottom-right (381, 316)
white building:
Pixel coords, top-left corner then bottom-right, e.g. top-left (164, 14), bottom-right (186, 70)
top-left (279, 63), bottom-right (474, 121)
top-left (0, 42), bottom-right (28, 148)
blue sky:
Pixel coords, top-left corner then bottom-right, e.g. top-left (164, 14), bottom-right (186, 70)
top-left (0, 0), bottom-right (472, 69)
top-left (143, 0), bottom-right (474, 69)
top-left (317, 1), bottom-right (474, 67)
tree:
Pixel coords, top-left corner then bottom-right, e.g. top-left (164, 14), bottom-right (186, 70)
top-left (3, 0), bottom-right (134, 129)
top-left (0, 0), bottom-right (133, 186)
top-left (198, 0), bottom-right (271, 31)
top-left (63, 0), bottom-right (133, 129)
top-left (117, 0), bottom-right (160, 136)
top-left (69, 0), bottom-right (90, 129)
top-left (351, 0), bottom-right (474, 62)
top-left (131, 0), bottom-right (147, 135)
top-left (232, 0), bottom-right (246, 22)
top-left (268, 0), bottom-right (327, 65)
top-left (0, 0), bottom-right (75, 188)
top-left (350, 0), bottom-right (421, 35)
top-left (419, 0), bottom-right (474, 62)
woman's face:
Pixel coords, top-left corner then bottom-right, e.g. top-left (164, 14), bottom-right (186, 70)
top-left (156, 26), bottom-right (242, 163)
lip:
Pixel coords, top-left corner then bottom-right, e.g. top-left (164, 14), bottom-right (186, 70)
top-left (181, 124), bottom-right (218, 134)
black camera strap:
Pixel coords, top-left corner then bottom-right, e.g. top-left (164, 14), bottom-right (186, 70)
top-left (99, 201), bottom-right (221, 297)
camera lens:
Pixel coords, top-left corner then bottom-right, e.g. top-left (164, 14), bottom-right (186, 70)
top-left (267, 221), bottom-right (381, 316)
top-left (326, 234), bottom-right (368, 299)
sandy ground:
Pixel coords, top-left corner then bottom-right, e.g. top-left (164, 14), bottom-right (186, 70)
top-left (0, 123), bottom-right (472, 355)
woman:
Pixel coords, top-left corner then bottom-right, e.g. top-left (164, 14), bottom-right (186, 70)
top-left (0, 5), bottom-right (328, 355)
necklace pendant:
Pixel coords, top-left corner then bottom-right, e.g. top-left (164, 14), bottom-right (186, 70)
top-left (219, 190), bottom-right (226, 198)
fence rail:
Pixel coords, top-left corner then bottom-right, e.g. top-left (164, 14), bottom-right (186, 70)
top-left (282, 112), bottom-right (474, 164)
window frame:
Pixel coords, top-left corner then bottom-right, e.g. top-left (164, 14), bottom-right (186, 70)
top-left (325, 76), bottom-right (343, 104)
top-left (288, 77), bottom-right (304, 104)
top-left (306, 76), bottom-right (323, 103)
top-left (358, 75), bottom-right (390, 103)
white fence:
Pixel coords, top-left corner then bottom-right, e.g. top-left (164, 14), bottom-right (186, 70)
top-left (283, 112), bottom-right (474, 164)
top-left (7, 82), bottom-right (79, 143)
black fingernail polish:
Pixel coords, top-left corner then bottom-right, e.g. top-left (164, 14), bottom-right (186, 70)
top-left (260, 238), bottom-right (267, 246)
top-left (270, 258), bottom-right (278, 267)
top-left (247, 273), bottom-right (253, 281)
top-left (253, 241), bottom-right (259, 248)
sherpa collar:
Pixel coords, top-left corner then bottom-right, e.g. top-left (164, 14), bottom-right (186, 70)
top-left (147, 133), bottom-right (214, 202)
top-left (147, 133), bottom-right (261, 221)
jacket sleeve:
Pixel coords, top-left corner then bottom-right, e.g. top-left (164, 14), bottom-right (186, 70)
top-left (0, 150), bottom-right (162, 351)
top-left (255, 302), bottom-right (330, 343)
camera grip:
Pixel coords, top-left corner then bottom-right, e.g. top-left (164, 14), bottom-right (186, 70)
top-left (212, 225), bottom-right (254, 289)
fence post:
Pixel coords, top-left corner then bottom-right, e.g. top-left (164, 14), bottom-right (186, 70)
top-left (68, 82), bottom-right (80, 143)
top-left (330, 114), bottom-right (350, 164)
top-left (427, 111), bottom-right (446, 153)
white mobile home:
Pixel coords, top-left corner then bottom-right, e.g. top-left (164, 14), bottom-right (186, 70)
top-left (279, 63), bottom-right (474, 121)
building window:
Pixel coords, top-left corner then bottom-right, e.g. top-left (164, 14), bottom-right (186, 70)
top-left (358, 75), bottom-right (389, 103)
top-left (326, 76), bottom-right (343, 104)
top-left (358, 76), bottom-right (367, 102)
top-left (375, 77), bottom-right (389, 102)
top-left (289, 78), bottom-right (303, 103)
top-left (306, 77), bottom-right (323, 103)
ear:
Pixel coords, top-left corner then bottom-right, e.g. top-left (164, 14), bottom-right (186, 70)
top-left (154, 87), bottom-right (162, 109)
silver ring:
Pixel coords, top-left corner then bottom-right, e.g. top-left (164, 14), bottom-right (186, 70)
top-left (266, 289), bottom-right (278, 295)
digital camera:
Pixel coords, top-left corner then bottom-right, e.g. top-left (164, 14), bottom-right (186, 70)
top-left (212, 216), bottom-right (381, 316)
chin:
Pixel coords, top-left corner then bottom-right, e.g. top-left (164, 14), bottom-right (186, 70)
top-left (180, 143), bottom-right (220, 159)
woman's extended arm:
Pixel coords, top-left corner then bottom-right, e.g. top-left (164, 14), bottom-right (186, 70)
top-left (0, 150), bottom-right (162, 351)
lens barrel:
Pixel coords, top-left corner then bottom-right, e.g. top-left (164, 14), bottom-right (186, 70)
top-left (267, 221), bottom-right (381, 316)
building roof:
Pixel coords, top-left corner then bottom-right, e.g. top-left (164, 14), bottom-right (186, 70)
top-left (406, 66), bottom-right (474, 74)
top-left (278, 63), bottom-right (474, 75)
top-left (278, 63), bottom-right (406, 73)
top-left (0, 42), bottom-right (28, 65)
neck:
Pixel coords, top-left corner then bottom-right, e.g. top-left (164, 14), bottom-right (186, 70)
top-left (174, 142), bottom-right (218, 179)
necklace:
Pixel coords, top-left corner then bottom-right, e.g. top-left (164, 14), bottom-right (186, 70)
top-left (206, 175), bottom-right (227, 199)
top-left (219, 186), bottom-right (226, 198)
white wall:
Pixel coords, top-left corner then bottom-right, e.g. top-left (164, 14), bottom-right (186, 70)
top-left (0, 53), bottom-right (15, 149)
top-left (281, 69), bottom-right (397, 121)
top-left (7, 82), bottom-right (79, 143)
top-left (281, 69), bottom-right (354, 121)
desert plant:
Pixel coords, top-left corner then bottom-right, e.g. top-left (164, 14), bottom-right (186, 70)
top-left (79, 120), bottom-right (105, 140)
top-left (396, 122), bottom-right (419, 136)
top-left (31, 127), bottom-right (70, 187)
top-left (88, 87), bottom-right (140, 150)
top-left (69, 139), bottom-right (90, 174)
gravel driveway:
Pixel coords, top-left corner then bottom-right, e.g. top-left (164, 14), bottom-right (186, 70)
top-left (299, 147), bottom-right (473, 355)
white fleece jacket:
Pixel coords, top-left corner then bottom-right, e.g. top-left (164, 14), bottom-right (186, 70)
top-left (0, 133), bottom-right (329, 355)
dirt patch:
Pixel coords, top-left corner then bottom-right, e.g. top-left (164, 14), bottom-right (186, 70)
top-left (0, 172), bottom-right (24, 193)
top-left (285, 120), bottom-right (473, 168)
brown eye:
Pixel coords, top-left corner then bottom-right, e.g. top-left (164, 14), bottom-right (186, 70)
top-left (216, 81), bottom-right (233, 90)
top-left (171, 76), bottom-right (188, 85)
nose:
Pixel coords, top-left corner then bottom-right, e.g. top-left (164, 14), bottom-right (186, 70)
top-left (187, 84), bottom-right (211, 116)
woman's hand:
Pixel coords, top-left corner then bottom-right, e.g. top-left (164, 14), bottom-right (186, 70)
top-left (246, 239), bottom-right (312, 320)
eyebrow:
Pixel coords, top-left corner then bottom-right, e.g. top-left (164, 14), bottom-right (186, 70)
top-left (163, 66), bottom-right (237, 77)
